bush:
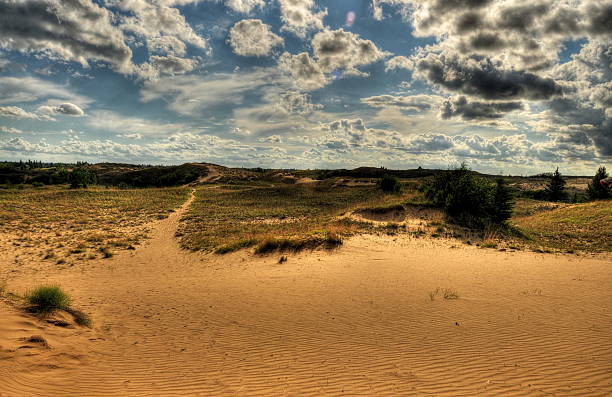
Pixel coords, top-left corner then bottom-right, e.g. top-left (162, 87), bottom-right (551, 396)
top-left (27, 285), bottom-right (71, 313)
top-left (380, 174), bottom-right (402, 193)
top-left (69, 167), bottom-right (97, 188)
top-left (421, 163), bottom-right (513, 228)
top-left (586, 166), bottom-right (610, 200)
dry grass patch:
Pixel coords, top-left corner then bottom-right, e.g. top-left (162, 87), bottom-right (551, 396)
top-left (510, 199), bottom-right (612, 252)
top-left (0, 187), bottom-right (188, 264)
top-left (178, 184), bottom-right (418, 253)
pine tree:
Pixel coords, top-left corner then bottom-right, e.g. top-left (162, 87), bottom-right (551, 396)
top-left (491, 178), bottom-right (513, 223)
top-left (545, 167), bottom-right (567, 202)
top-left (586, 166), bottom-right (610, 200)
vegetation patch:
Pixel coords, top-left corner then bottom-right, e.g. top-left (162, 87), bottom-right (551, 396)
top-left (255, 231), bottom-right (342, 254)
top-left (27, 285), bottom-right (71, 313)
top-left (510, 199), bottom-right (612, 252)
top-left (0, 187), bottom-right (188, 265)
top-left (421, 163), bottom-right (513, 229)
top-left (178, 184), bottom-right (417, 252)
top-left (214, 238), bottom-right (257, 254)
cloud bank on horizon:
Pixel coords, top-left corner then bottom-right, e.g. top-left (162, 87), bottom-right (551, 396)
top-left (0, 0), bottom-right (610, 174)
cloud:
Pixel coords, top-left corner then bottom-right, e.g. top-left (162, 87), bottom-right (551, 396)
top-left (228, 19), bottom-right (283, 57)
top-left (137, 55), bottom-right (198, 79)
top-left (279, 0), bottom-right (327, 38)
top-left (140, 69), bottom-right (283, 116)
top-left (0, 106), bottom-right (51, 120)
top-left (413, 49), bottom-right (563, 101)
top-left (258, 135), bottom-right (282, 143)
top-left (87, 110), bottom-right (199, 137)
top-left (311, 29), bottom-right (388, 76)
top-left (440, 96), bottom-right (523, 120)
top-left (385, 56), bottom-right (413, 71)
top-left (0, 0), bottom-right (133, 74)
top-left (0, 126), bottom-right (23, 134)
top-left (223, 0), bottom-right (265, 14)
top-left (37, 103), bottom-right (85, 117)
top-left (117, 133), bottom-right (144, 139)
top-left (276, 91), bottom-right (323, 115)
top-left (361, 94), bottom-right (442, 112)
top-left (0, 76), bottom-right (92, 106)
top-left (278, 52), bottom-right (327, 90)
top-left (110, 0), bottom-right (206, 57)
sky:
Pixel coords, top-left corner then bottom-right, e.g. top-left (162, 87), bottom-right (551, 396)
top-left (0, 0), bottom-right (610, 174)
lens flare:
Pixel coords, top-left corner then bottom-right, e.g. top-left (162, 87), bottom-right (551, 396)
top-left (345, 11), bottom-right (356, 27)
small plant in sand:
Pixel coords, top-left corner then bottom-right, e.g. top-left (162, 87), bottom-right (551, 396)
top-left (428, 287), bottom-right (460, 301)
top-left (26, 285), bottom-right (92, 327)
top-left (27, 285), bottom-right (71, 313)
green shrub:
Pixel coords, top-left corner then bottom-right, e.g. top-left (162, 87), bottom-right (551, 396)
top-left (69, 168), bottom-right (97, 188)
top-left (421, 164), bottom-right (514, 228)
top-left (380, 174), bottom-right (402, 193)
top-left (27, 286), bottom-right (71, 313)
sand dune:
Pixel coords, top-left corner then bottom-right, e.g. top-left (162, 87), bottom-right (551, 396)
top-left (1, 194), bottom-right (611, 396)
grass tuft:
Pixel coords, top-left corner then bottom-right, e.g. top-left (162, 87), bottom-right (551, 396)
top-left (255, 231), bottom-right (342, 255)
top-left (27, 285), bottom-right (71, 313)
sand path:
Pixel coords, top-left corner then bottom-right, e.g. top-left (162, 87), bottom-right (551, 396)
top-left (1, 191), bottom-right (611, 396)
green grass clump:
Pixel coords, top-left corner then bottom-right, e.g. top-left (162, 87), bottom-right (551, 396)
top-left (27, 285), bottom-right (71, 313)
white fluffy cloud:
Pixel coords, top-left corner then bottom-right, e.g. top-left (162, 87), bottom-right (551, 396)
top-left (110, 0), bottom-right (206, 56)
top-left (311, 29), bottom-right (388, 76)
top-left (37, 103), bottom-right (85, 117)
top-left (223, 0), bottom-right (265, 14)
top-left (279, 0), bottom-right (327, 38)
top-left (278, 29), bottom-right (388, 90)
top-left (228, 19), bottom-right (284, 57)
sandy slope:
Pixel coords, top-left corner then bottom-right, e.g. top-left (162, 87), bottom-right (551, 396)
top-left (1, 192), bottom-right (611, 396)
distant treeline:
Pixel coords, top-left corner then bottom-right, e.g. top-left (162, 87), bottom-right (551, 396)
top-left (0, 162), bottom-right (206, 188)
top-left (315, 167), bottom-right (441, 179)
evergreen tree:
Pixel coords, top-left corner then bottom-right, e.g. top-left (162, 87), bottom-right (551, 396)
top-left (492, 178), bottom-right (513, 223)
top-left (586, 166), bottom-right (610, 200)
top-left (545, 167), bottom-right (567, 202)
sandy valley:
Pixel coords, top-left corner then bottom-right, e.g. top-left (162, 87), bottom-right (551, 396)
top-left (1, 192), bottom-right (610, 397)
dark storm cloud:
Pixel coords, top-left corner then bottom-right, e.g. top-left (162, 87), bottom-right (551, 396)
top-left (0, 0), bottom-right (132, 73)
top-left (415, 52), bottom-right (563, 101)
top-left (440, 96), bottom-right (523, 120)
top-left (548, 98), bottom-right (611, 157)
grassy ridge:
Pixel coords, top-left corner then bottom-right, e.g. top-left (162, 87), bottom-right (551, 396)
top-left (0, 187), bottom-right (188, 263)
top-left (511, 199), bottom-right (612, 252)
top-left (178, 184), bottom-right (416, 252)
